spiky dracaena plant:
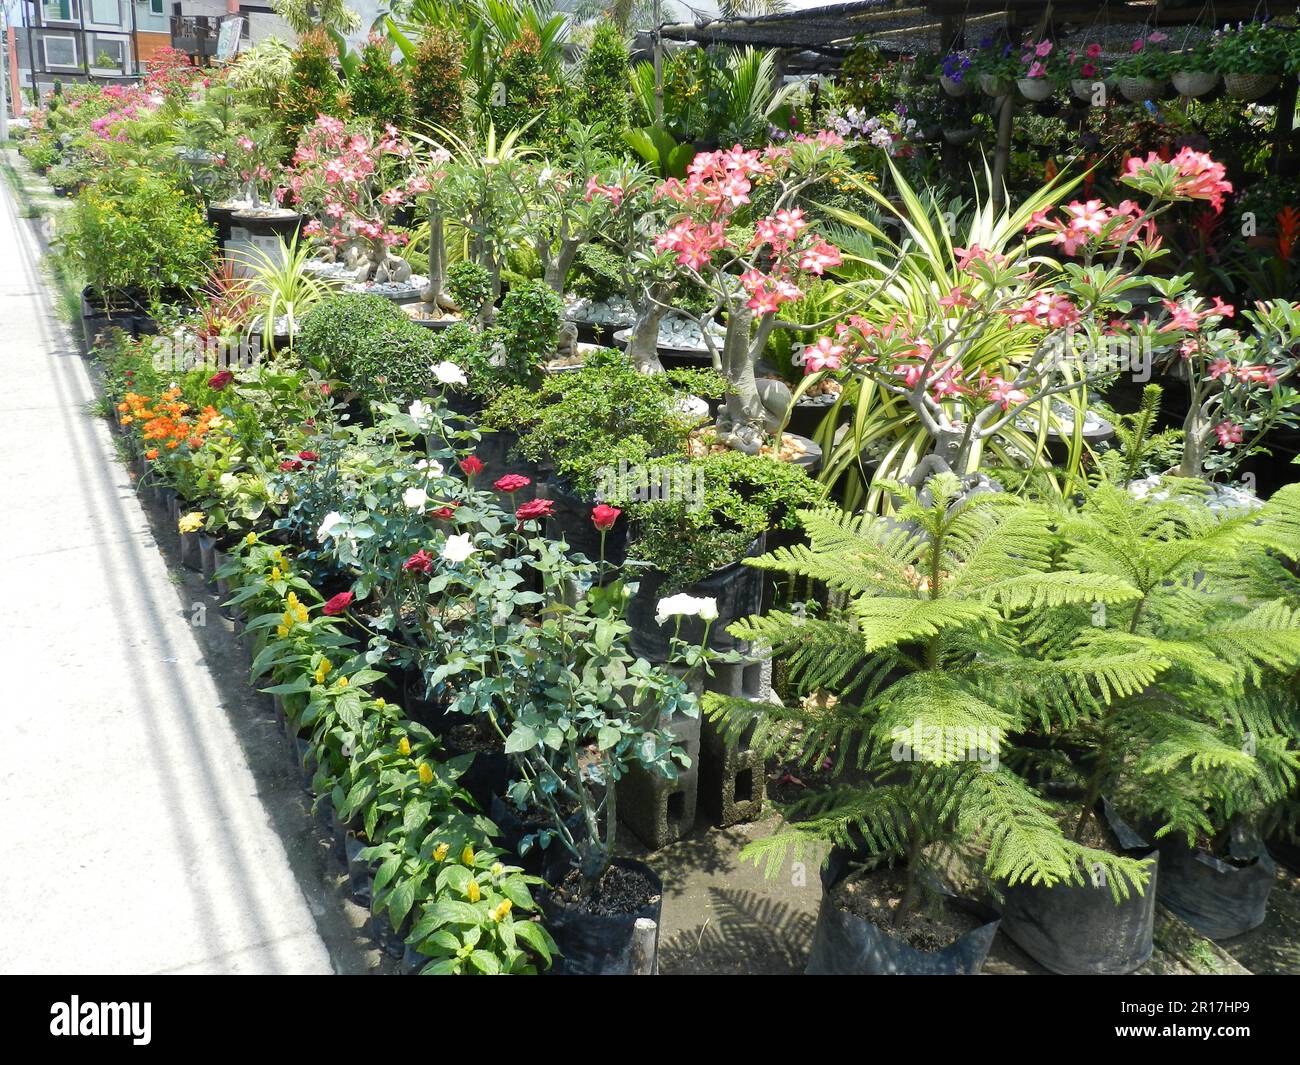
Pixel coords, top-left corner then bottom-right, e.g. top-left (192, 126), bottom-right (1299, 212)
top-left (706, 473), bottom-right (1155, 916)
top-left (1037, 480), bottom-right (1300, 849)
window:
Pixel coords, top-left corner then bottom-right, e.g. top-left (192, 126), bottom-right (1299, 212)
top-left (150, 0), bottom-right (164, 14)
top-left (90, 0), bottom-right (121, 25)
top-left (40, 0), bottom-right (79, 23)
top-left (91, 37), bottom-right (126, 70)
top-left (42, 35), bottom-right (79, 68)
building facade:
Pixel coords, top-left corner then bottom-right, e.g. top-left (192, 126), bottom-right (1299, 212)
top-left (14, 0), bottom-right (172, 95)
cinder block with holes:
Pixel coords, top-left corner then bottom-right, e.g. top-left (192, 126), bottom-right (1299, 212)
top-left (699, 703), bottom-right (766, 826)
top-left (618, 705), bottom-right (701, 850)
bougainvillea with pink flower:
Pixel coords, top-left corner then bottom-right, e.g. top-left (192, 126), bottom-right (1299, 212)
top-left (286, 115), bottom-right (423, 286)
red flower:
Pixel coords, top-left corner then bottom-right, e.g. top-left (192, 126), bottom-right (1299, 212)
top-left (208, 370), bottom-right (234, 391)
top-left (322, 591), bottom-right (354, 616)
top-left (459, 455), bottom-right (484, 476)
top-left (280, 459), bottom-right (303, 472)
top-left (403, 549), bottom-right (434, 575)
top-left (430, 504), bottom-right (459, 521)
top-left (494, 473), bottom-right (531, 493)
top-left (592, 504), bottom-right (622, 532)
top-left (515, 498), bottom-right (555, 524)
top-left (298, 450), bottom-right (319, 462)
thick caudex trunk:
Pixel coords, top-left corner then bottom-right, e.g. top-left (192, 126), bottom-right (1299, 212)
top-left (627, 290), bottom-right (668, 374)
top-left (715, 304), bottom-right (765, 453)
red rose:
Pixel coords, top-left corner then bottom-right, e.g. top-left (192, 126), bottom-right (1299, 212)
top-left (322, 591), bottom-right (354, 616)
top-left (280, 459), bottom-right (303, 472)
top-left (298, 450), bottom-right (319, 462)
top-left (459, 455), bottom-right (485, 476)
top-left (403, 549), bottom-right (434, 575)
top-left (515, 498), bottom-right (555, 524)
top-left (494, 473), bottom-right (531, 493)
top-left (208, 370), bottom-right (234, 391)
top-left (430, 504), bottom-right (459, 521)
top-left (592, 504), bottom-right (621, 532)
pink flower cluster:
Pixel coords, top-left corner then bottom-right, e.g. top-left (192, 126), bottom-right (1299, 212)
top-left (653, 142), bottom-right (843, 315)
top-left (584, 175), bottom-right (626, 207)
top-left (287, 116), bottom-right (420, 253)
top-left (1123, 147), bottom-right (1233, 214)
top-left (1027, 198), bottom-right (1158, 256)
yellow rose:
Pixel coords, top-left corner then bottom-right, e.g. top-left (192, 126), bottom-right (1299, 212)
top-left (418, 763), bottom-right (434, 784)
top-left (397, 737), bottom-right (411, 756)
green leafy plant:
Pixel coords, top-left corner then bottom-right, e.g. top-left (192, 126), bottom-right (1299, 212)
top-left (709, 474), bottom-right (1153, 912)
top-left (298, 293), bottom-right (440, 408)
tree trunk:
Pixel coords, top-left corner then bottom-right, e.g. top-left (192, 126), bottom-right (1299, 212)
top-left (716, 303), bottom-right (765, 453)
top-left (627, 292), bottom-right (668, 374)
top-left (543, 238), bottom-right (580, 296)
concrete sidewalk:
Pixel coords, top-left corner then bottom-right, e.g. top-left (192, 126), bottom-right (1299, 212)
top-left (0, 173), bottom-right (337, 974)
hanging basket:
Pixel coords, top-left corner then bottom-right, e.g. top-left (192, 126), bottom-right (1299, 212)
top-left (977, 73), bottom-right (1011, 97)
top-left (1071, 78), bottom-right (1103, 102)
top-left (1118, 75), bottom-right (1165, 102)
top-left (1223, 72), bottom-right (1279, 100)
top-left (942, 126), bottom-right (979, 146)
top-left (1017, 77), bottom-right (1055, 101)
top-left (1171, 70), bottom-right (1219, 97)
top-left (940, 75), bottom-right (971, 97)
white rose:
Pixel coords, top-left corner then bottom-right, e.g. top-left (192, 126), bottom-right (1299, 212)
top-left (408, 399), bottom-right (432, 423)
top-left (403, 487), bottom-right (428, 510)
top-left (317, 511), bottom-right (343, 542)
top-left (655, 593), bottom-right (703, 626)
top-left (441, 533), bottom-right (476, 563)
top-left (415, 459), bottom-right (445, 478)
top-left (433, 361), bottom-right (468, 386)
top-left (696, 597), bottom-right (719, 622)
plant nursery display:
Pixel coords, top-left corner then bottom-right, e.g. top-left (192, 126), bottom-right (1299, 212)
top-left (12, 0), bottom-right (1300, 983)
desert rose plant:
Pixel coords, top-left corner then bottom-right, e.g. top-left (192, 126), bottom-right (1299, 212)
top-left (799, 149), bottom-right (1240, 507)
top-left (649, 133), bottom-right (850, 451)
top-left (288, 114), bottom-right (424, 285)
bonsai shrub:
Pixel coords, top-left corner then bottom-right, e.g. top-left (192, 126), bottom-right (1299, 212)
top-left (349, 32), bottom-right (409, 128)
top-left (623, 450), bottom-right (826, 589)
top-left (405, 28), bottom-right (465, 135)
top-left (298, 293), bottom-right (438, 407)
top-left (481, 349), bottom-right (720, 497)
top-left (445, 260), bottom-right (493, 322)
top-left (57, 171), bottom-right (215, 309)
top-left (496, 279), bottom-right (563, 366)
top-left (709, 475), bottom-right (1153, 914)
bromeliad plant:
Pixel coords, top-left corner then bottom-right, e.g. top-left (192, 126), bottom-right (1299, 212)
top-left (707, 473), bottom-right (1154, 913)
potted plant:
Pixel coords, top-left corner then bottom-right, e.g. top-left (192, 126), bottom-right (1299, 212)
top-left (968, 41), bottom-right (1018, 97)
top-left (1036, 481), bottom-right (1300, 944)
top-left (1061, 42), bottom-right (1107, 102)
top-left (707, 475), bottom-right (1151, 974)
top-left (617, 449), bottom-right (825, 662)
top-left (1213, 20), bottom-right (1289, 100)
top-left (1017, 38), bottom-right (1058, 101)
top-left (1114, 33), bottom-right (1174, 102)
top-left (939, 50), bottom-right (973, 96)
top-left (287, 115), bottom-right (425, 295)
top-left (1170, 40), bottom-right (1220, 97)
